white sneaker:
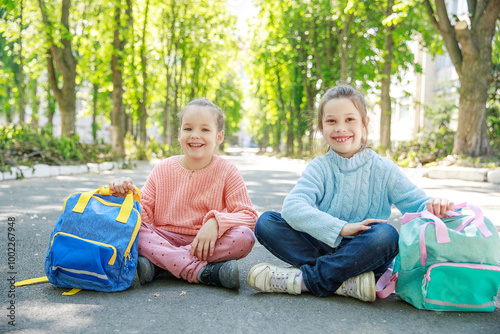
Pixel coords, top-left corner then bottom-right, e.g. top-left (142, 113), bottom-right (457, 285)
top-left (335, 271), bottom-right (376, 302)
top-left (247, 263), bottom-right (302, 295)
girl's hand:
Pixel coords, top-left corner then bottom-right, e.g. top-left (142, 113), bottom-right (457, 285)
top-left (190, 218), bottom-right (219, 261)
top-left (427, 198), bottom-right (455, 218)
top-left (340, 219), bottom-right (387, 237)
top-left (109, 177), bottom-right (136, 196)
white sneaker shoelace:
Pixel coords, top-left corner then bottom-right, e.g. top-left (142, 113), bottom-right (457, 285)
top-left (341, 278), bottom-right (357, 295)
top-left (270, 271), bottom-right (294, 292)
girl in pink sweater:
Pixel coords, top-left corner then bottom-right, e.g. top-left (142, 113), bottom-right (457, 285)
top-left (110, 98), bottom-right (257, 289)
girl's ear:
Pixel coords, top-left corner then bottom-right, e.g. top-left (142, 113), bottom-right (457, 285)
top-left (216, 130), bottom-right (225, 145)
top-left (365, 115), bottom-right (370, 126)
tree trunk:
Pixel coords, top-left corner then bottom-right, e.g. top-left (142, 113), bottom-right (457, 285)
top-left (162, 0), bottom-right (176, 146)
top-left (190, 55), bottom-right (201, 100)
top-left (260, 123), bottom-right (269, 153)
top-left (379, 0), bottom-right (395, 151)
top-left (303, 78), bottom-right (315, 154)
top-left (92, 83), bottom-right (98, 143)
top-left (338, 12), bottom-right (354, 82)
top-left (423, 0), bottom-right (499, 156)
top-left (59, 79), bottom-right (76, 137)
top-left (46, 83), bottom-right (56, 133)
top-left (139, 0), bottom-right (150, 145)
top-left (18, 0), bottom-right (26, 124)
top-left (276, 70), bottom-right (293, 155)
top-left (273, 121), bottom-right (281, 154)
top-left (39, 0), bottom-right (77, 137)
top-left (30, 77), bottom-right (39, 127)
top-left (111, 2), bottom-right (126, 157)
top-left (286, 102), bottom-right (295, 156)
top-left (454, 59), bottom-right (492, 155)
top-left (163, 70), bottom-right (172, 146)
top-left (6, 86), bottom-right (13, 123)
top-left (452, 18), bottom-right (495, 156)
top-left (300, 57), bottom-right (316, 153)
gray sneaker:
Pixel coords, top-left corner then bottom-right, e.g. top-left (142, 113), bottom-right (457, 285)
top-left (137, 256), bottom-right (156, 284)
top-left (247, 263), bottom-right (302, 295)
top-left (136, 256), bottom-right (169, 285)
top-left (198, 260), bottom-right (240, 290)
top-left (335, 271), bottom-right (376, 302)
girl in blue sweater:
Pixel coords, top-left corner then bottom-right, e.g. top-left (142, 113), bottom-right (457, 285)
top-left (247, 85), bottom-right (454, 302)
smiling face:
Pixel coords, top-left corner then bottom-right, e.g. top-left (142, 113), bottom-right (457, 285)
top-left (321, 98), bottom-right (369, 158)
top-left (178, 106), bottom-right (224, 170)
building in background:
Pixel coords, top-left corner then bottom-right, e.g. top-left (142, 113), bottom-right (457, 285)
top-left (370, 0), bottom-right (465, 146)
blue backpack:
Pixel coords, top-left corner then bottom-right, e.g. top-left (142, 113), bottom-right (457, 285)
top-left (16, 185), bottom-right (141, 295)
top-left (45, 185), bottom-right (142, 293)
top-left (377, 203), bottom-right (500, 312)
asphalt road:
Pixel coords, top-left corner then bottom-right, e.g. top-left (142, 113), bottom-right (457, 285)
top-left (1, 152), bottom-right (499, 334)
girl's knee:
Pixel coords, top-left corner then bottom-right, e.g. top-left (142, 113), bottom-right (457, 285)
top-left (233, 226), bottom-right (256, 245)
top-left (221, 226), bottom-right (255, 259)
top-left (255, 211), bottom-right (283, 240)
top-left (371, 223), bottom-right (399, 255)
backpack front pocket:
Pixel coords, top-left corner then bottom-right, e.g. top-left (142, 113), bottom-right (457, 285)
top-left (48, 232), bottom-right (117, 285)
top-left (423, 263), bottom-right (500, 312)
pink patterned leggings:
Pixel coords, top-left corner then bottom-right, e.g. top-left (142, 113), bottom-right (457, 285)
top-left (138, 222), bottom-right (255, 283)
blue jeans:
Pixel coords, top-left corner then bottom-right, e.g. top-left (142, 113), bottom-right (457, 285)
top-left (255, 211), bottom-right (399, 297)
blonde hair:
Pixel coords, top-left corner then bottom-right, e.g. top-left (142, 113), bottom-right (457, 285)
top-left (317, 85), bottom-right (370, 147)
top-left (178, 98), bottom-right (225, 132)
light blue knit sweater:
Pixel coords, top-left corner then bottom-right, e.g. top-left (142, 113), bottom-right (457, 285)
top-left (282, 149), bottom-right (431, 248)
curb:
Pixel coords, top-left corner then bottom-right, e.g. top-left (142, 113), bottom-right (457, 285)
top-left (1, 160), bottom-right (499, 184)
top-left (0, 162), bottom-right (120, 181)
top-left (423, 166), bottom-right (500, 184)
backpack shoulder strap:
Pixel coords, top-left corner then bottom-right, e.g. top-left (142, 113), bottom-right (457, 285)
top-left (15, 276), bottom-right (82, 296)
top-left (14, 276), bottom-right (49, 286)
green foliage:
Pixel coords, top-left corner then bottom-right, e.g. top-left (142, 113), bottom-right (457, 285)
top-left (488, 30), bottom-right (500, 153)
top-left (486, 104), bottom-right (500, 152)
top-left (391, 99), bottom-right (457, 167)
top-left (1, 0), bottom-right (244, 156)
top-left (2, 0), bottom-right (497, 161)
top-left (0, 124), bottom-right (119, 172)
top-left (247, 0), bottom-right (437, 156)
top-left (390, 96), bottom-right (500, 168)
top-left (124, 133), bottom-right (182, 162)
top-left (392, 125), bottom-right (455, 167)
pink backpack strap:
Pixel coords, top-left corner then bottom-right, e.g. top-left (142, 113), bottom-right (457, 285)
top-left (446, 202), bottom-right (491, 237)
top-left (461, 203), bottom-right (492, 237)
top-left (376, 268), bottom-right (398, 299)
top-left (420, 211), bottom-right (450, 244)
top-left (401, 212), bottom-right (422, 224)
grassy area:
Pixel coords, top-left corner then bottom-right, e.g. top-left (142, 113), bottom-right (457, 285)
top-left (0, 124), bottom-right (185, 174)
top-left (0, 124), bottom-right (120, 173)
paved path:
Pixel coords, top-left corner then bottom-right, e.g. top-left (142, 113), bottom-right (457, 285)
top-left (1, 152), bottom-right (499, 333)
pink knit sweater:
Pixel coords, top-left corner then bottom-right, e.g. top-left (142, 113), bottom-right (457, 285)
top-left (140, 155), bottom-right (257, 238)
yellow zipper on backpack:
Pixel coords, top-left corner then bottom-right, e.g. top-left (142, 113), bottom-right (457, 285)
top-left (124, 215), bottom-right (142, 265)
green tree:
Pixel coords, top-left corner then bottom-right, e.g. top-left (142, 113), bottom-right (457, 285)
top-left (75, 0), bottom-right (114, 143)
top-left (38, 0), bottom-right (78, 137)
top-left (111, 0), bottom-right (131, 157)
top-left (423, 0), bottom-right (500, 156)
top-left (248, 0), bottom-right (432, 156)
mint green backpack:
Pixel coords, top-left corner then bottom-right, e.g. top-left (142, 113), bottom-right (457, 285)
top-left (377, 203), bottom-right (500, 312)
